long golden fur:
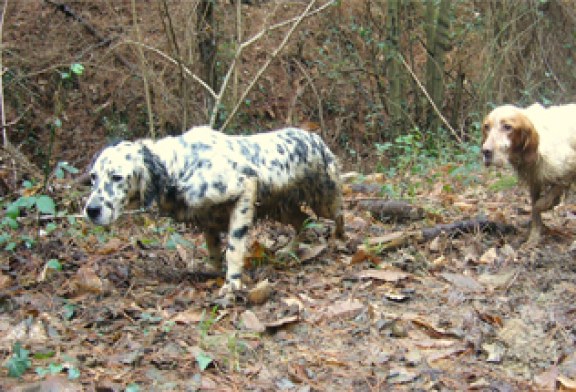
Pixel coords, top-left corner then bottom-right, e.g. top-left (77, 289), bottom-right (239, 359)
top-left (481, 103), bottom-right (576, 243)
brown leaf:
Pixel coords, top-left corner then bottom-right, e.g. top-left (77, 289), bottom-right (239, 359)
top-left (72, 265), bottom-right (103, 294)
top-left (558, 374), bottom-right (576, 391)
top-left (440, 272), bottom-right (484, 293)
top-left (97, 238), bottom-right (127, 255)
top-left (240, 310), bottom-right (266, 333)
top-left (357, 268), bottom-right (410, 282)
top-left (263, 315), bottom-right (299, 329)
top-left (247, 279), bottom-right (273, 305)
top-left (324, 299), bottom-right (364, 320)
top-left (534, 366), bottom-right (559, 391)
top-left (0, 272), bottom-right (12, 289)
top-left (479, 247), bottom-right (498, 264)
top-left (170, 309), bottom-right (205, 325)
top-left (410, 318), bottom-right (460, 339)
top-left (298, 243), bottom-right (327, 262)
top-left (350, 248), bottom-right (380, 265)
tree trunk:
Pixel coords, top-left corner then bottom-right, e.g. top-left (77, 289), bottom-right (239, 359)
top-left (385, 0), bottom-right (403, 133)
top-left (198, 0), bottom-right (217, 115)
top-left (424, 0), bottom-right (451, 135)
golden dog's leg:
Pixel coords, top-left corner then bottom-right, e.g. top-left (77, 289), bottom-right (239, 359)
top-left (527, 184), bottom-right (567, 245)
top-left (527, 183), bottom-right (544, 245)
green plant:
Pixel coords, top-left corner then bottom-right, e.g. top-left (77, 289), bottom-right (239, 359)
top-left (5, 342), bottom-right (31, 378)
top-left (35, 362), bottom-right (80, 380)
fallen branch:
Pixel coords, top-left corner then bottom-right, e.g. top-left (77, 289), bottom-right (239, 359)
top-left (363, 217), bottom-right (515, 253)
top-left (356, 199), bottom-right (425, 222)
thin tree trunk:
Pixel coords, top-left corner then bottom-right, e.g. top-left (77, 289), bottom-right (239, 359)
top-left (385, 0), bottom-right (402, 132)
top-left (198, 0), bottom-right (217, 116)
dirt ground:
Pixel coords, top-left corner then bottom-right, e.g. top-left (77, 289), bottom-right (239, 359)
top-left (1, 165), bottom-right (576, 391)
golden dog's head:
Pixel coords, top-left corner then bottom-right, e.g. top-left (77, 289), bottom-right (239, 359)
top-left (481, 105), bottom-right (539, 168)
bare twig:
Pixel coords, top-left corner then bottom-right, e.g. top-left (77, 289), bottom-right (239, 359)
top-left (119, 40), bottom-right (217, 101)
top-left (398, 53), bottom-right (463, 145)
top-left (131, 0), bottom-right (155, 138)
top-left (219, 0), bottom-right (332, 130)
top-left (293, 59), bottom-right (326, 134)
top-left (0, 0), bottom-right (8, 147)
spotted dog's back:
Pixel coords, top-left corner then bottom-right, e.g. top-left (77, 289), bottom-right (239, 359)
top-left (85, 126), bottom-right (344, 301)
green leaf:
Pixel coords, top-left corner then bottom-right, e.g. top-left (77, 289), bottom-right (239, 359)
top-left (35, 366), bottom-right (50, 377)
top-left (5, 241), bottom-right (17, 251)
top-left (33, 350), bottom-right (56, 360)
top-left (195, 352), bottom-right (213, 371)
top-left (55, 167), bottom-right (65, 180)
top-left (125, 383), bottom-right (140, 392)
top-left (36, 195), bottom-right (56, 215)
top-left (22, 180), bottom-right (33, 189)
top-left (45, 222), bottom-right (58, 234)
top-left (6, 342), bottom-right (31, 378)
top-left (57, 161), bottom-right (79, 175)
top-left (47, 259), bottom-right (62, 271)
top-left (67, 366), bottom-right (80, 380)
top-left (70, 63), bottom-right (84, 75)
top-left (53, 118), bottom-right (62, 128)
top-left (63, 303), bottom-right (76, 320)
top-left (3, 216), bottom-right (18, 229)
top-left (48, 363), bottom-right (64, 374)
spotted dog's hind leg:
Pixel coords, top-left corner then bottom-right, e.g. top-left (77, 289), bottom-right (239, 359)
top-left (204, 229), bottom-right (223, 273)
top-left (219, 177), bottom-right (257, 298)
top-left (275, 205), bottom-right (310, 260)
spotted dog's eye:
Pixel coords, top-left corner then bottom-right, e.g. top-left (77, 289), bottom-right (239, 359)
top-left (111, 174), bottom-right (123, 182)
top-left (90, 173), bottom-right (97, 183)
top-left (503, 123), bottom-right (513, 131)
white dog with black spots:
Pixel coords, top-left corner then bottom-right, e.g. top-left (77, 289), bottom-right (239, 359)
top-left (84, 126), bottom-right (344, 302)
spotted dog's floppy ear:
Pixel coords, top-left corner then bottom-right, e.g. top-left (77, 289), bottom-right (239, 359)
top-left (510, 114), bottom-right (539, 165)
top-left (140, 145), bottom-right (169, 208)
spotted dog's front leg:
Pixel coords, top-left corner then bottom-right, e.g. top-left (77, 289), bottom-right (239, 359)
top-left (219, 177), bottom-right (257, 298)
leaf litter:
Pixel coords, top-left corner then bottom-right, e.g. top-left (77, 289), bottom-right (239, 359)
top-left (2, 166), bottom-right (576, 390)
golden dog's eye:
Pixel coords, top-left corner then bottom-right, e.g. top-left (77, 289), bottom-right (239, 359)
top-left (503, 123), bottom-right (513, 131)
top-left (111, 174), bottom-right (123, 182)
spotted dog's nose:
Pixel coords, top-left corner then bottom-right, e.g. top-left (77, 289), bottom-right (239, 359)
top-left (482, 149), bottom-right (493, 166)
top-left (85, 205), bottom-right (101, 220)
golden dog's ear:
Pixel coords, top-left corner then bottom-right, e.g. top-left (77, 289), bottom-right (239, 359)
top-left (510, 114), bottom-right (539, 165)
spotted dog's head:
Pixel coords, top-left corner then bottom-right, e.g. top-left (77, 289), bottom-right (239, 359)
top-left (481, 105), bottom-right (539, 168)
top-left (84, 141), bottom-right (165, 225)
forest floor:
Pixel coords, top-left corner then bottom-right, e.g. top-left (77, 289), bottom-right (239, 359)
top-left (1, 163), bottom-right (576, 391)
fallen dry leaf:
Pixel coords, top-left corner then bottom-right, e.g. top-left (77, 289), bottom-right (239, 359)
top-left (479, 247), bottom-right (498, 264)
top-left (440, 272), bottom-right (484, 293)
top-left (357, 268), bottom-right (410, 282)
top-left (298, 243), bottom-right (327, 262)
top-left (247, 279), bottom-right (273, 305)
top-left (240, 310), bottom-right (266, 333)
top-left (350, 248), bottom-right (380, 265)
top-left (482, 341), bottom-right (505, 363)
top-left (72, 265), bottom-right (103, 294)
top-left (558, 374), bottom-right (576, 391)
top-left (263, 315), bottom-right (299, 329)
top-left (97, 238), bottom-right (128, 255)
top-left (0, 272), bottom-right (12, 289)
top-left (533, 366), bottom-right (559, 391)
top-left (170, 309), bottom-right (206, 325)
top-left (324, 299), bottom-right (365, 320)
